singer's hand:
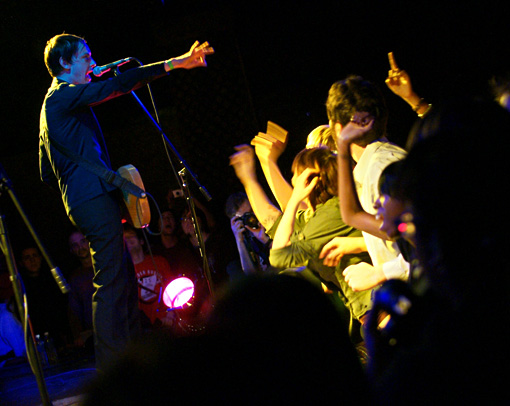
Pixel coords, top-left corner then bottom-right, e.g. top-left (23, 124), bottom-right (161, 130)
top-left (166, 41), bottom-right (214, 71)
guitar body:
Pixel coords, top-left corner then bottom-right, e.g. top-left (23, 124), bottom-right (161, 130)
top-left (118, 164), bottom-right (151, 228)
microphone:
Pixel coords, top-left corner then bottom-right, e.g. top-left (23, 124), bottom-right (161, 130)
top-left (92, 57), bottom-right (134, 77)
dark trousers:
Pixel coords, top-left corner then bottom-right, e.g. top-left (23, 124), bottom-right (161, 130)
top-left (70, 192), bottom-right (140, 371)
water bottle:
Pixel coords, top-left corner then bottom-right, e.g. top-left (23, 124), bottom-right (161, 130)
top-left (35, 334), bottom-right (48, 366)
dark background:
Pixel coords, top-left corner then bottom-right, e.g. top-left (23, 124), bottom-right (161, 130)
top-left (1, 0), bottom-right (509, 271)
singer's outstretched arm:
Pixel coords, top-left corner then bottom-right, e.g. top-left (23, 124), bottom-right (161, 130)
top-left (165, 41), bottom-right (214, 71)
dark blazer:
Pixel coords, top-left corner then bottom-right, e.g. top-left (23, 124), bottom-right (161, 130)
top-left (39, 62), bottom-right (168, 215)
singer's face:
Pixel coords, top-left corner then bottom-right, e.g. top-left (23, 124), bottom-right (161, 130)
top-left (69, 42), bottom-right (96, 84)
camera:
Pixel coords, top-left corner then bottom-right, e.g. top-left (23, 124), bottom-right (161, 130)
top-left (237, 212), bottom-right (260, 230)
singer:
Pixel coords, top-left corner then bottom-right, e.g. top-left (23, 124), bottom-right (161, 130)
top-left (39, 33), bottom-right (214, 372)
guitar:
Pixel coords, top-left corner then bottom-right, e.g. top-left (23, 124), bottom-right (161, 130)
top-left (117, 164), bottom-right (151, 228)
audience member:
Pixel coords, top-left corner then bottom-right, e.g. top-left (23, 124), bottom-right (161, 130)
top-left (123, 225), bottom-right (177, 329)
top-left (0, 298), bottom-right (26, 367)
top-left (151, 209), bottom-right (200, 276)
top-left (150, 208), bottom-right (211, 332)
top-left (366, 98), bottom-right (510, 404)
top-left (165, 188), bottom-right (188, 216)
top-left (225, 192), bottom-right (272, 277)
top-left (206, 274), bottom-right (372, 404)
top-left (373, 162), bottom-right (416, 273)
top-left (165, 189), bottom-right (217, 232)
top-left (82, 274), bottom-right (372, 405)
top-left (321, 75), bottom-right (408, 291)
top-left (321, 52), bottom-right (432, 279)
top-left (268, 147), bottom-right (374, 325)
top-left (252, 125), bottom-right (337, 213)
top-left (231, 144), bottom-right (373, 330)
top-left (180, 207), bottom-right (232, 289)
top-left (17, 245), bottom-right (70, 349)
top-left (305, 124), bottom-right (337, 151)
top-left (67, 229), bottom-right (94, 350)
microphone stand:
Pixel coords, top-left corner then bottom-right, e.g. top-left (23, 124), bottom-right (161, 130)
top-left (178, 168), bottom-right (215, 299)
top-left (113, 67), bottom-right (215, 299)
top-left (0, 163), bottom-right (60, 406)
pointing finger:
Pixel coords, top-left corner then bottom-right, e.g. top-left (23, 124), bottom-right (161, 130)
top-left (388, 51), bottom-right (399, 71)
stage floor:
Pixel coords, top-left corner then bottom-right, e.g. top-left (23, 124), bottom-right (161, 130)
top-left (0, 350), bottom-right (96, 406)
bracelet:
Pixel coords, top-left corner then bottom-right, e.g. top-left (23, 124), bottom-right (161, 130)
top-left (418, 104), bottom-right (432, 118)
top-left (166, 60), bottom-right (174, 71)
top-left (413, 98), bottom-right (425, 112)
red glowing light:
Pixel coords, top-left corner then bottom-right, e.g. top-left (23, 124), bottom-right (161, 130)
top-left (398, 222), bottom-right (408, 233)
top-left (163, 277), bottom-right (194, 309)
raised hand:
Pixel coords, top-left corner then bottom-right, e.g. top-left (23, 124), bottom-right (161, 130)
top-left (385, 52), bottom-right (430, 117)
top-left (251, 134), bottom-right (287, 163)
top-left (337, 112), bottom-right (374, 145)
top-left (229, 144), bottom-right (258, 184)
top-left (290, 167), bottom-right (319, 204)
top-left (385, 52), bottom-right (411, 95)
top-left (168, 41), bottom-right (215, 70)
top-left (385, 52), bottom-right (414, 101)
top-left (319, 236), bottom-right (366, 267)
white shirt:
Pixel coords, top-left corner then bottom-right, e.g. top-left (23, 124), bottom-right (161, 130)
top-left (353, 140), bottom-right (409, 279)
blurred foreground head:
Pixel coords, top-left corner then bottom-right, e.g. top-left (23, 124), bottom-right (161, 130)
top-left (398, 98), bottom-right (510, 302)
top-left (84, 274), bottom-right (371, 405)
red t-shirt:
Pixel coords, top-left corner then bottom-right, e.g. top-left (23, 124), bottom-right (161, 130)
top-left (134, 255), bottom-right (176, 324)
